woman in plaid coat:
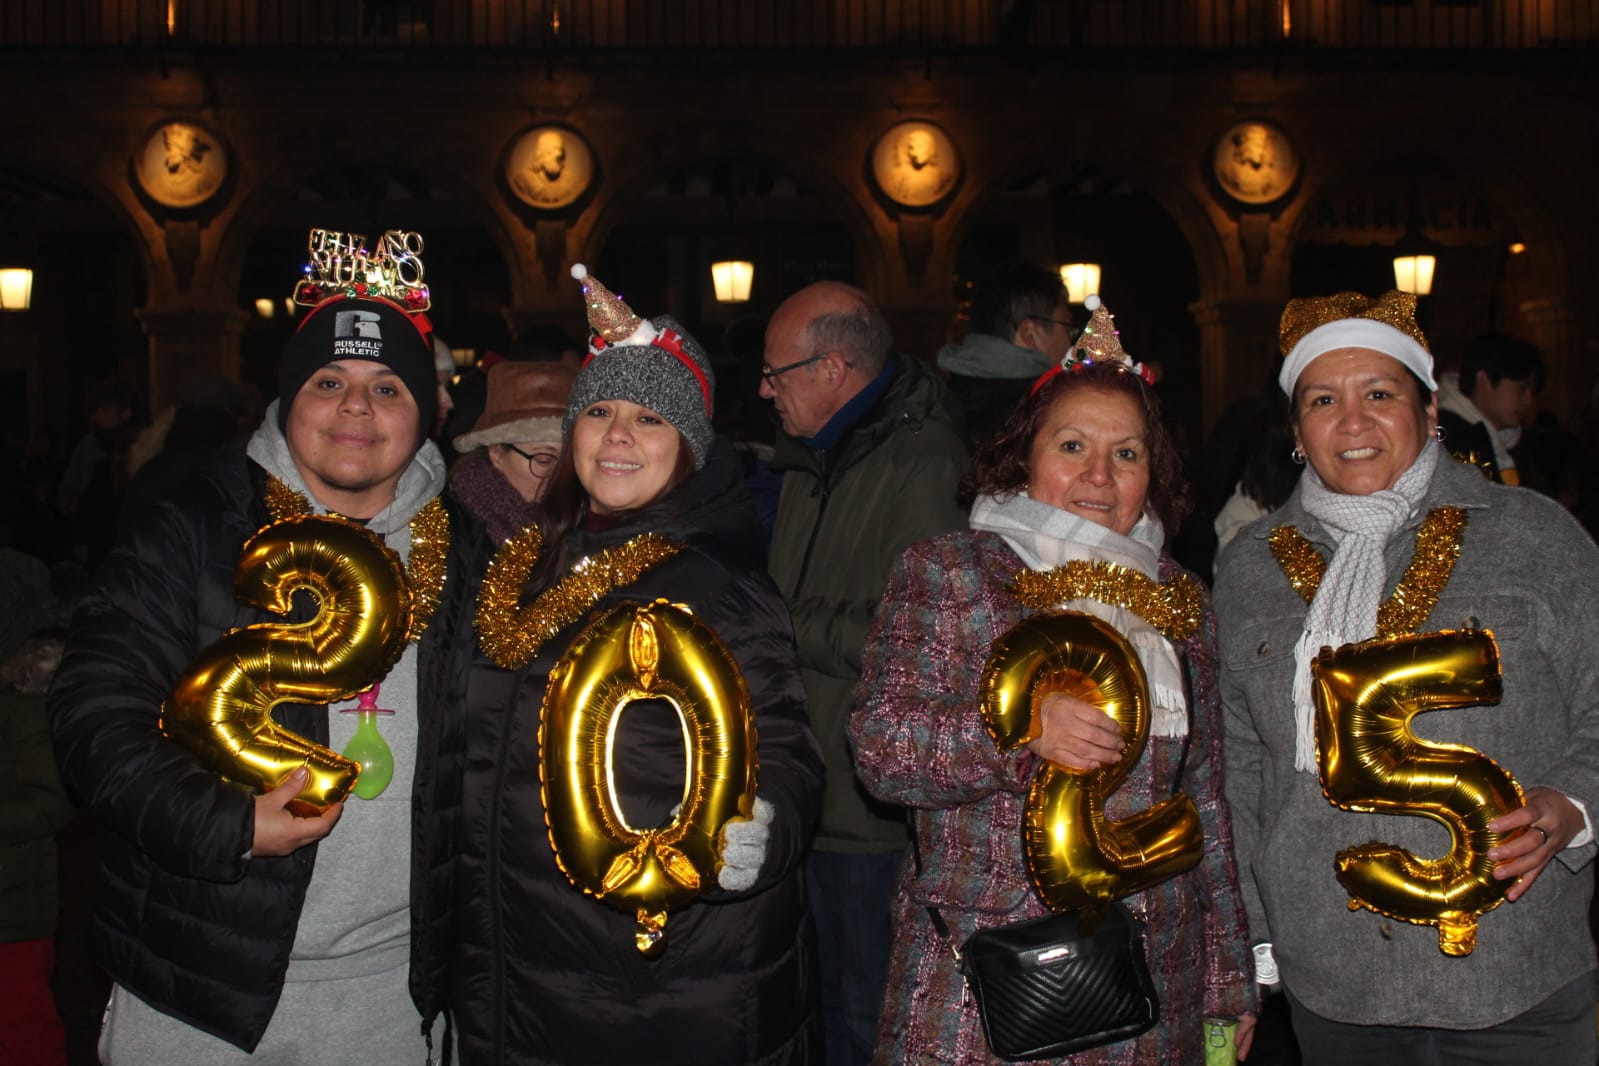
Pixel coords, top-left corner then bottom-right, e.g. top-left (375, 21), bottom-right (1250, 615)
top-left (850, 342), bottom-right (1256, 1065)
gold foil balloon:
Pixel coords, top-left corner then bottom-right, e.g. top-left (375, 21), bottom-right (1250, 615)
top-left (161, 515), bottom-right (413, 813)
top-left (540, 599), bottom-right (758, 957)
top-left (1312, 629), bottom-right (1522, 956)
top-left (980, 611), bottom-right (1203, 913)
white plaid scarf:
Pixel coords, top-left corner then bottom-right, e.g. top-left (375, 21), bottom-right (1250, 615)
top-left (1290, 441), bottom-right (1440, 771)
top-left (969, 492), bottom-right (1188, 738)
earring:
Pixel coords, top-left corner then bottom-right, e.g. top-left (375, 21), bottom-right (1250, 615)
top-left (1434, 424), bottom-right (1446, 443)
top-left (1290, 446), bottom-right (1306, 466)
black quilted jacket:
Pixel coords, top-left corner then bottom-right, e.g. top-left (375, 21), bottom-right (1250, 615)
top-left (48, 441), bottom-right (485, 1052)
top-left (450, 438), bottom-right (825, 1065)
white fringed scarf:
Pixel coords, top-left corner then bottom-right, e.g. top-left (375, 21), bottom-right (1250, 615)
top-left (1289, 441), bottom-right (1440, 771)
top-left (970, 492), bottom-right (1189, 738)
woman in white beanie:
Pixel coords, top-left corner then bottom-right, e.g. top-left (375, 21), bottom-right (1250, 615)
top-left (1215, 290), bottom-right (1598, 1064)
top-left (450, 268), bottom-right (824, 1064)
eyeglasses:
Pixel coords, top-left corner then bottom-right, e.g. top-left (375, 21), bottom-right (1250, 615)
top-left (1027, 316), bottom-right (1079, 338)
top-left (760, 352), bottom-right (830, 382)
top-left (506, 442), bottom-right (559, 479)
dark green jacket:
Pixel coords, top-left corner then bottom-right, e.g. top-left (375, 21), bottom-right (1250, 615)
top-left (768, 355), bottom-right (968, 852)
top-left (1, 682), bottom-right (74, 943)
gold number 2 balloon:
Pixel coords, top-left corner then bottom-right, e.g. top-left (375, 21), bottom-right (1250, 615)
top-left (161, 515), bottom-right (413, 813)
top-left (540, 598), bottom-right (758, 957)
top-left (980, 611), bottom-right (1203, 913)
top-left (1312, 629), bottom-right (1522, 956)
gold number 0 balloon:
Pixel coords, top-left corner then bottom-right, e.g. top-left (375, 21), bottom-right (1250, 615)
top-left (161, 515), bottom-right (413, 812)
top-left (540, 598), bottom-right (758, 957)
top-left (980, 611), bottom-right (1203, 913)
top-left (1312, 629), bottom-right (1522, 956)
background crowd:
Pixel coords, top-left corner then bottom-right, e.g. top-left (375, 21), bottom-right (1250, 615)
top-left (2, 257), bottom-right (1597, 1066)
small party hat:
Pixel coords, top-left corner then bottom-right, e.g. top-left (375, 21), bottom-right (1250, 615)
top-left (571, 263), bottom-right (657, 351)
top-left (1064, 295), bottom-right (1154, 384)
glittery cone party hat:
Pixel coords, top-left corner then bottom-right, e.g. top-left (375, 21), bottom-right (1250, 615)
top-left (571, 263), bottom-right (658, 351)
top-left (1067, 295), bottom-right (1154, 383)
top-left (1071, 294), bottom-right (1129, 365)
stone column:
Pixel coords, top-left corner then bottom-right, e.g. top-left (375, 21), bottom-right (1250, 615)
top-left (135, 306), bottom-right (249, 413)
top-left (876, 215), bottom-right (958, 365)
top-left (1188, 295), bottom-right (1285, 434)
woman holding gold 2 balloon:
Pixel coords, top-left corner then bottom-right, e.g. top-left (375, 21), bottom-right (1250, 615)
top-left (450, 267), bottom-right (824, 1065)
top-left (851, 297), bottom-right (1257, 1064)
top-left (1216, 291), bottom-right (1599, 1064)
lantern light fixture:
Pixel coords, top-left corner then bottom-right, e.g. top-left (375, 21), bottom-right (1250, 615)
top-left (710, 260), bottom-right (754, 304)
top-left (1392, 255), bottom-right (1436, 297)
top-left (0, 268), bottom-right (34, 311)
top-left (1058, 263), bottom-right (1102, 305)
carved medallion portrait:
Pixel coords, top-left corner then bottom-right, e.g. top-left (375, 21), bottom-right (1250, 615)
top-left (506, 125), bottom-right (594, 210)
top-left (135, 121), bottom-right (228, 209)
top-left (871, 121), bottom-right (960, 208)
top-left (1211, 121), bottom-right (1299, 206)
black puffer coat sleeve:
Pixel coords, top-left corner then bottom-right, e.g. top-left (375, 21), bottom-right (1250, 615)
top-left (50, 475), bottom-right (256, 884)
top-left (697, 558), bottom-right (821, 899)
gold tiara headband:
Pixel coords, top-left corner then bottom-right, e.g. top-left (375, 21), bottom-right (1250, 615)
top-left (291, 229), bottom-right (431, 312)
top-left (1278, 290), bottom-right (1428, 359)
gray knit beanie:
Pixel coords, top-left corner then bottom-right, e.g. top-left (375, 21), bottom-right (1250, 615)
top-left (565, 265), bottom-right (715, 468)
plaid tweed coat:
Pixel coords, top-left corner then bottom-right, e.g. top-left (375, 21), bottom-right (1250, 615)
top-left (850, 531), bottom-right (1256, 1065)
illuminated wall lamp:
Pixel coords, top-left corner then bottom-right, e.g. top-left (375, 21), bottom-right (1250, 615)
top-left (0, 267), bottom-right (34, 311)
top-left (1392, 255), bottom-right (1436, 296)
top-left (1058, 263), bottom-right (1101, 305)
top-left (711, 260), bottom-right (754, 304)
top-left (254, 297), bottom-right (276, 319)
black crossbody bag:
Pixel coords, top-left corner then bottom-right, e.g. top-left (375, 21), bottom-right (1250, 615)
top-left (916, 679), bottom-right (1194, 1062)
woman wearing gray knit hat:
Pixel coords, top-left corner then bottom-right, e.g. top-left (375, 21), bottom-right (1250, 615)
top-left (450, 267), bottom-right (824, 1065)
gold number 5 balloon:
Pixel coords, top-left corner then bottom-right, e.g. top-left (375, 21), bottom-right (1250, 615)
top-left (1312, 629), bottom-right (1522, 956)
top-left (541, 598), bottom-right (758, 957)
top-left (161, 516), bottom-right (413, 812)
top-left (980, 611), bottom-right (1203, 913)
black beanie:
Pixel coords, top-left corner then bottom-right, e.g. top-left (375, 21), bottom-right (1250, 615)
top-left (277, 296), bottom-right (437, 439)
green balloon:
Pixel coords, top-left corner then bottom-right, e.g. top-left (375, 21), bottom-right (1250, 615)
top-left (341, 688), bottom-right (395, 800)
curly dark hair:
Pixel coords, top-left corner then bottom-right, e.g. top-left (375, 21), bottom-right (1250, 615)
top-left (957, 362), bottom-right (1194, 533)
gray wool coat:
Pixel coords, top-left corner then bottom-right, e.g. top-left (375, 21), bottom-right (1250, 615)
top-left (1216, 445), bottom-right (1599, 1030)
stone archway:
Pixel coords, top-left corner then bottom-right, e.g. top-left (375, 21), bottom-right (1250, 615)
top-left (589, 154), bottom-right (860, 444)
top-left (951, 162), bottom-right (1207, 448)
top-left (0, 160), bottom-right (149, 446)
top-left (230, 161), bottom-right (516, 402)
top-left (1288, 166), bottom-right (1522, 370)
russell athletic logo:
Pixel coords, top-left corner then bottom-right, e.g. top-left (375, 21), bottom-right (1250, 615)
top-left (333, 308), bottom-right (385, 359)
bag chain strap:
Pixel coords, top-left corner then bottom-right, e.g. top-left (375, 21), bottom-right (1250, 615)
top-left (914, 647), bottom-right (1197, 962)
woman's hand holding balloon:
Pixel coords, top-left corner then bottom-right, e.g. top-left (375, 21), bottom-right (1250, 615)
top-left (718, 797), bottom-right (774, 891)
top-left (251, 767), bottom-right (345, 857)
top-left (1488, 786), bottom-right (1585, 901)
top-left (1028, 692), bottom-right (1125, 771)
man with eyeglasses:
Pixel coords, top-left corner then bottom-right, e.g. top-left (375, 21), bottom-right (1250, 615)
top-left (760, 280), bottom-right (968, 1066)
top-left (937, 261), bottom-right (1076, 444)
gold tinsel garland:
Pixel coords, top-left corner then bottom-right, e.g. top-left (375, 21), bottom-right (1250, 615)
top-left (1007, 560), bottom-right (1203, 641)
top-left (264, 476), bottom-right (450, 642)
top-left (474, 527), bottom-right (684, 669)
top-left (1267, 506), bottom-right (1467, 637)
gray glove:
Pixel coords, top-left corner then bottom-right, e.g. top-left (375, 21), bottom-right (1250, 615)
top-left (717, 797), bottom-right (774, 891)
